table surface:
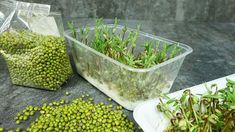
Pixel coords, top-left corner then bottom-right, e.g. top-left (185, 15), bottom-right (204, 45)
top-left (0, 19), bottom-right (235, 131)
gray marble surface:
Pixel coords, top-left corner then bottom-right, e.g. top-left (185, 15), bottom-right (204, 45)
top-left (18, 0), bottom-right (235, 22)
top-left (0, 19), bottom-right (235, 131)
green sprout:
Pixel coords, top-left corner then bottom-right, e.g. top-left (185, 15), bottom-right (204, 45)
top-left (69, 18), bottom-right (179, 69)
top-left (68, 18), bottom-right (182, 102)
top-left (157, 79), bottom-right (235, 132)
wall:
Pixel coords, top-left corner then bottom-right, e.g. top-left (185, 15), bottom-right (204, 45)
top-left (19, 0), bottom-right (235, 22)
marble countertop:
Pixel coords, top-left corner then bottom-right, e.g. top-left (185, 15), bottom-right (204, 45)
top-left (0, 19), bottom-right (235, 131)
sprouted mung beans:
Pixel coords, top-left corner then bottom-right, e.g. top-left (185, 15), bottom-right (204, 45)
top-left (68, 18), bottom-right (180, 102)
top-left (157, 79), bottom-right (235, 131)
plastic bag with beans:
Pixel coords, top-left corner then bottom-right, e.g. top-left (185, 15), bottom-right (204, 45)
top-left (0, 0), bottom-right (72, 90)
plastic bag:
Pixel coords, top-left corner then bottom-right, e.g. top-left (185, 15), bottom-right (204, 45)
top-left (0, 0), bottom-right (73, 90)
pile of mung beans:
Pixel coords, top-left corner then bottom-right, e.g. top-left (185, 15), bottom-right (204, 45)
top-left (8, 96), bottom-right (134, 132)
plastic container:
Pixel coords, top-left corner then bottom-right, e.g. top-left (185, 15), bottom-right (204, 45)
top-left (133, 73), bottom-right (235, 132)
top-left (64, 25), bottom-right (193, 110)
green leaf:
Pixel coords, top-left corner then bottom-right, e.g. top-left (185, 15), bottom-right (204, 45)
top-left (67, 21), bottom-right (77, 39)
top-left (166, 98), bottom-right (176, 104)
top-left (203, 94), bottom-right (222, 99)
top-left (180, 94), bottom-right (187, 103)
top-left (170, 44), bottom-right (179, 59)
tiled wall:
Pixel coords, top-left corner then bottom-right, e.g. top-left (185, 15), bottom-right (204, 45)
top-left (20, 0), bottom-right (235, 22)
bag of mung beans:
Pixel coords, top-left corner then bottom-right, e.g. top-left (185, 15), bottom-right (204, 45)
top-left (0, 0), bottom-right (72, 90)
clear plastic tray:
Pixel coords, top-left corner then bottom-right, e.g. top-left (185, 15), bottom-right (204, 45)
top-left (133, 73), bottom-right (235, 132)
top-left (64, 25), bottom-right (193, 110)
